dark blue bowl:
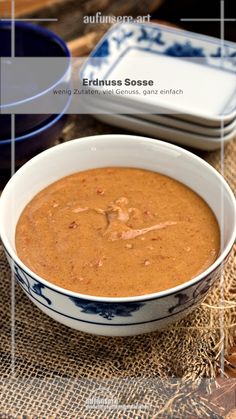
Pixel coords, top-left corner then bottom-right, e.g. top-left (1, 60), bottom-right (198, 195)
top-left (0, 21), bottom-right (70, 139)
top-left (0, 111), bottom-right (67, 170)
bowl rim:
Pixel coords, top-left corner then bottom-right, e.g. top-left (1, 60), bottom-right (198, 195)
top-left (0, 21), bottom-right (71, 109)
top-left (0, 134), bottom-right (235, 303)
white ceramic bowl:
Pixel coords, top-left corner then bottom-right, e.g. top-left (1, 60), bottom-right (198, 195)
top-left (0, 135), bottom-right (235, 336)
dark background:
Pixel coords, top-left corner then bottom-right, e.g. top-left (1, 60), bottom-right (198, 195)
top-left (153, 0), bottom-right (236, 41)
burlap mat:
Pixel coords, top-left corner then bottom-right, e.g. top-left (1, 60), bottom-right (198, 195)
top-left (0, 116), bottom-right (235, 418)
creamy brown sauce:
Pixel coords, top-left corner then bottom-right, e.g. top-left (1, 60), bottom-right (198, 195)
top-left (15, 168), bottom-right (220, 297)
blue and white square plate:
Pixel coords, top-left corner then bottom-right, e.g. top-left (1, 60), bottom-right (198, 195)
top-left (81, 22), bottom-right (236, 127)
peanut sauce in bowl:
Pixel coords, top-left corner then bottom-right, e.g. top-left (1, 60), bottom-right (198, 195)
top-left (1, 134), bottom-right (235, 335)
top-left (15, 167), bottom-right (220, 298)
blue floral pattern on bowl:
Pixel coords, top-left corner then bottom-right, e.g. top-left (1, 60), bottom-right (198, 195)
top-left (3, 245), bottom-right (226, 335)
top-left (14, 265), bottom-right (52, 305)
top-left (70, 297), bottom-right (144, 320)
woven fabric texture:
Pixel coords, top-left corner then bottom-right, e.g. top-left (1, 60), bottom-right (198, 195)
top-left (0, 116), bottom-right (235, 418)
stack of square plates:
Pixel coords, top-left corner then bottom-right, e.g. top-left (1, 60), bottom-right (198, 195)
top-left (80, 22), bottom-right (236, 150)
